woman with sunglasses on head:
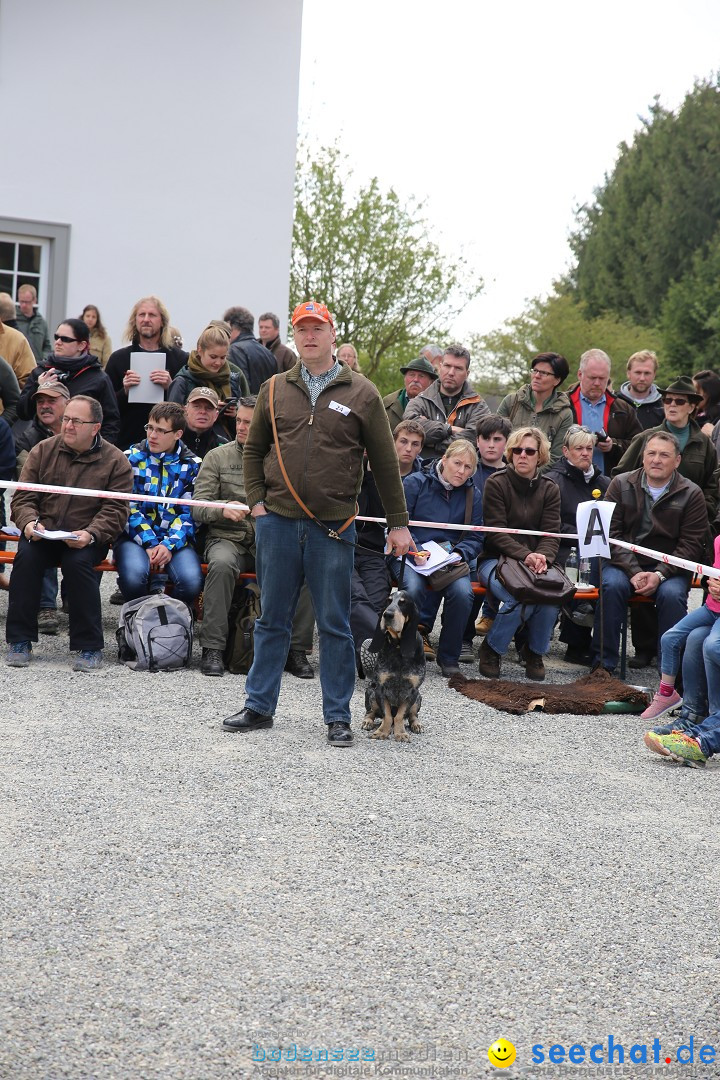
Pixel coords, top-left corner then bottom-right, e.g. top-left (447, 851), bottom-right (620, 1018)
top-left (15, 318), bottom-right (120, 444)
top-left (476, 427), bottom-right (562, 682)
top-left (496, 352), bottom-right (573, 469)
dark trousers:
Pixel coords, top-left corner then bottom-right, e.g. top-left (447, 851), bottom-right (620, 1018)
top-left (6, 536), bottom-right (108, 651)
top-left (350, 551), bottom-right (392, 651)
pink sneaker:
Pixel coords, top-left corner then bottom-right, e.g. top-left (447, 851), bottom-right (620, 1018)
top-left (640, 689), bottom-right (682, 722)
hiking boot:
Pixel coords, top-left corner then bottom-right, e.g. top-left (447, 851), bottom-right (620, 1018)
top-left (525, 650), bottom-right (545, 681)
top-left (643, 730), bottom-right (707, 768)
top-left (477, 639), bottom-right (500, 679)
top-left (110, 588), bottom-right (124, 606)
top-left (284, 649), bottom-right (314, 679)
top-left (475, 615), bottom-right (494, 636)
top-left (419, 629), bottom-right (436, 662)
top-left (38, 608), bottom-right (60, 635)
top-left (458, 641), bottom-right (475, 663)
top-left (640, 689), bottom-right (682, 722)
top-left (201, 647), bottom-right (225, 677)
top-left (6, 641), bottom-right (31, 667)
top-left (73, 650), bottom-right (102, 672)
top-left (359, 638), bottom-right (378, 678)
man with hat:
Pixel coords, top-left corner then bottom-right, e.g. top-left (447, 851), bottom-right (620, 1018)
top-left (383, 356), bottom-right (438, 432)
top-left (222, 299), bottom-right (412, 746)
top-left (12, 379), bottom-right (72, 632)
top-left (182, 386), bottom-right (229, 460)
top-left (614, 375), bottom-right (719, 669)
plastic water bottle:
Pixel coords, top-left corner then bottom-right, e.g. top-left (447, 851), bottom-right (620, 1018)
top-left (566, 546), bottom-right (579, 583)
top-left (579, 557), bottom-right (592, 585)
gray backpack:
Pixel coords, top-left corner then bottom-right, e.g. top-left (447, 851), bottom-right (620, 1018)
top-left (117, 594), bottom-right (193, 671)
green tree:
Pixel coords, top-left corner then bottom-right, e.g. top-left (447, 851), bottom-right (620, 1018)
top-left (570, 77), bottom-right (720, 325)
top-left (473, 292), bottom-right (664, 395)
top-left (661, 227), bottom-right (720, 372)
top-left (291, 146), bottom-right (482, 392)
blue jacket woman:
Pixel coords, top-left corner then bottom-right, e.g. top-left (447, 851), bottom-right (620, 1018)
top-left (392, 440), bottom-right (484, 676)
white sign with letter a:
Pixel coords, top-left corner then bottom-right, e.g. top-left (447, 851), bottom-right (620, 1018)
top-left (576, 500), bottom-right (614, 559)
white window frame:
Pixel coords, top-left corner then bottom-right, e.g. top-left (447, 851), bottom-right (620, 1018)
top-left (0, 217), bottom-right (70, 333)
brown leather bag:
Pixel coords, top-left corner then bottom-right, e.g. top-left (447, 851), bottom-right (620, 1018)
top-left (495, 555), bottom-right (575, 605)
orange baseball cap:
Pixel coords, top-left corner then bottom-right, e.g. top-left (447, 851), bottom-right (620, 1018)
top-left (291, 300), bottom-right (334, 328)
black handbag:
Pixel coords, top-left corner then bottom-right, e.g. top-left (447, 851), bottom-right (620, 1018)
top-left (495, 555), bottom-right (575, 605)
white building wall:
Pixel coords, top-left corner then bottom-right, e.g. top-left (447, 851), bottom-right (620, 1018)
top-left (0, 0), bottom-right (303, 348)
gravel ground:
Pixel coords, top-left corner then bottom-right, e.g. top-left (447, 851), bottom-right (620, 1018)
top-left (1, 576), bottom-right (719, 1080)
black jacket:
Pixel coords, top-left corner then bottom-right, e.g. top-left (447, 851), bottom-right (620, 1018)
top-left (227, 332), bottom-right (277, 393)
top-left (17, 353), bottom-right (120, 444)
top-left (105, 344), bottom-right (188, 449)
top-left (545, 457), bottom-right (610, 566)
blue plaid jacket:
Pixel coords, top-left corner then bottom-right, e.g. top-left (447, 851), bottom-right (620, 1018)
top-left (123, 439), bottom-right (201, 551)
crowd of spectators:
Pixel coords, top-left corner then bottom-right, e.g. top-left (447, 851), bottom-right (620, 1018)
top-left (3, 289), bottom-right (720, 765)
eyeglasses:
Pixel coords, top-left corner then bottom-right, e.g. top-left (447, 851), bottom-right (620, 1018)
top-left (531, 368), bottom-right (555, 378)
top-left (510, 446), bottom-right (538, 457)
top-left (663, 396), bottom-right (690, 406)
top-left (144, 423), bottom-right (176, 436)
top-left (61, 416), bottom-right (96, 427)
top-left (54, 334), bottom-right (77, 344)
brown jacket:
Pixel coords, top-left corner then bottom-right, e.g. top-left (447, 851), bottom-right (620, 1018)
top-left (12, 435), bottom-right (133, 545)
top-left (605, 468), bottom-right (709, 579)
top-left (243, 362), bottom-right (408, 527)
top-left (266, 335), bottom-right (297, 373)
top-left (482, 465), bottom-right (561, 563)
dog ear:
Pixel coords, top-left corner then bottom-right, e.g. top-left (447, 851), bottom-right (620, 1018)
top-left (399, 605), bottom-right (420, 660)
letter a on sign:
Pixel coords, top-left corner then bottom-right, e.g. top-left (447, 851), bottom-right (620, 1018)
top-left (576, 500), bottom-right (614, 558)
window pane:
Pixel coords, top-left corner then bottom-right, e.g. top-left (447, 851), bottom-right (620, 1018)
top-left (0, 273), bottom-right (14, 294)
top-left (18, 244), bottom-right (41, 273)
top-left (0, 242), bottom-right (14, 271)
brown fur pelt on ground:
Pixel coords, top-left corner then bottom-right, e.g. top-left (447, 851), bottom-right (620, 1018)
top-left (448, 667), bottom-right (649, 716)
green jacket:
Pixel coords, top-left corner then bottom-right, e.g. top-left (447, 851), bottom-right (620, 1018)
top-left (497, 384), bottom-right (573, 467)
top-left (243, 362), bottom-right (409, 527)
top-left (15, 309), bottom-right (51, 365)
top-left (192, 439), bottom-right (255, 552)
top-left (613, 419), bottom-right (719, 521)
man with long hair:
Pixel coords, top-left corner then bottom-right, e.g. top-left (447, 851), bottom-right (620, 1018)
top-left (105, 296), bottom-right (188, 449)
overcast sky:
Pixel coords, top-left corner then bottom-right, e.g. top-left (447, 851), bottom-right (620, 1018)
top-left (298, 0), bottom-right (720, 340)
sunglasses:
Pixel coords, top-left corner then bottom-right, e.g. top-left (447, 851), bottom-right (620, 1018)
top-left (663, 396), bottom-right (691, 406)
top-left (511, 446), bottom-right (538, 457)
top-left (54, 333), bottom-right (78, 344)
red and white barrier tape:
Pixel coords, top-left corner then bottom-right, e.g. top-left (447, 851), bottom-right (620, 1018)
top-left (1, 479), bottom-right (719, 579)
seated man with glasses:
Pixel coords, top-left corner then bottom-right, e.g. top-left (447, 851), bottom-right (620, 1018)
top-left (114, 402), bottom-right (203, 607)
top-left (6, 395), bottom-right (133, 671)
top-left (16, 317), bottom-right (120, 445)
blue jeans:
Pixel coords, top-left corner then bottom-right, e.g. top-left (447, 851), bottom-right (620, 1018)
top-left (40, 567), bottom-right (58, 610)
top-left (660, 605), bottom-right (720, 714)
top-left (244, 512), bottom-right (356, 724)
top-left (687, 710), bottom-right (720, 757)
top-left (114, 538), bottom-right (203, 604)
top-left (390, 557), bottom-right (473, 667)
top-left (592, 564), bottom-right (690, 673)
top-left (477, 558), bottom-right (559, 656)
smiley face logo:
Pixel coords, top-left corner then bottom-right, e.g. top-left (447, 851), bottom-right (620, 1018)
top-left (488, 1039), bottom-right (516, 1068)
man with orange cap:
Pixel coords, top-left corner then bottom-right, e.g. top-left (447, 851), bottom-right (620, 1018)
top-left (222, 300), bottom-right (412, 746)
